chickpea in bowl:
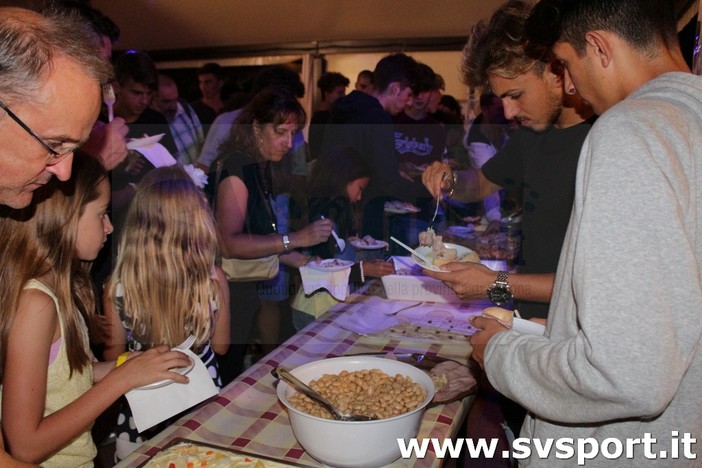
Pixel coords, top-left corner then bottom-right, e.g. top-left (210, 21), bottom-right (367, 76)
top-left (288, 368), bottom-right (426, 420)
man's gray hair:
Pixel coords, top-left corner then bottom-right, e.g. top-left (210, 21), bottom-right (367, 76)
top-left (0, 6), bottom-right (112, 104)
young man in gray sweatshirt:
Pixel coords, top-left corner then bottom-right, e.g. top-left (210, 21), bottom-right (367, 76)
top-left (470, 0), bottom-right (702, 465)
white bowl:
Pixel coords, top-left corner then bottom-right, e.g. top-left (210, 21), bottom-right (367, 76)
top-left (276, 356), bottom-right (435, 467)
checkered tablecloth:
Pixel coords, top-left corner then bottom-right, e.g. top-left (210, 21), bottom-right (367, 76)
top-left (116, 294), bottom-right (480, 467)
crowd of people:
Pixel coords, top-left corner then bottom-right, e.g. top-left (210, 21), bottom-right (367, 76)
top-left (0, 0), bottom-right (699, 466)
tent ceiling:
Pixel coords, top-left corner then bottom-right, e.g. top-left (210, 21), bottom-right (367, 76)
top-left (91, 0), bottom-right (502, 56)
top-left (87, 0), bottom-right (699, 60)
top-left (3, 0), bottom-right (692, 59)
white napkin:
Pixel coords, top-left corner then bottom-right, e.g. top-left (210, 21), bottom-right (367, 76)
top-left (124, 348), bottom-right (218, 433)
top-left (299, 265), bottom-right (352, 301)
top-left (132, 142), bottom-right (177, 168)
top-left (335, 297), bottom-right (404, 334)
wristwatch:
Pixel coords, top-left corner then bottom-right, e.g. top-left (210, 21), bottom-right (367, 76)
top-left (487, 271), bottom-right (513, 306)
top-left (282, 234), bottom-right (291, 251)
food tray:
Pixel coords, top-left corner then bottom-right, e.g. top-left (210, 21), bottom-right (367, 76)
top-left (138, 437), bottom-right (313, 467)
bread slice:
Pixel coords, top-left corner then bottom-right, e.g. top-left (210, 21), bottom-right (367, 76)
top-left (433, 248), bottom-right (457, 267)
top-left (457, 251), bottom-right (481, 263)
top-left (482, 307), bottom-right (514, 327)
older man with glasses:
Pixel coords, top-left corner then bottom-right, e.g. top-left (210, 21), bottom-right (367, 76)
top-left (0, 8), bottom-right (111, 210)
top-left (0, 101), bottom-right (81, 160)
top-left (0, 6), bottom-right (112, 466)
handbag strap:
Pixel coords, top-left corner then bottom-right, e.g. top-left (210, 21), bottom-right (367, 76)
top-left (251, 162), bottom-right (278, 233)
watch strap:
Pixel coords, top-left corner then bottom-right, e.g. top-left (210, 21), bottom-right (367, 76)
top-left (487, 270), bottom-right (512, 305)
top-left (494, 271), bottom-right (510, 289)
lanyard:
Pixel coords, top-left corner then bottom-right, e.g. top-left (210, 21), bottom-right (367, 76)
top-left (254, 163), bottom-right (278, 234)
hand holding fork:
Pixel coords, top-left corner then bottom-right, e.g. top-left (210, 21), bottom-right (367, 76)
top-left (103, 83), bottom-right (115, 122)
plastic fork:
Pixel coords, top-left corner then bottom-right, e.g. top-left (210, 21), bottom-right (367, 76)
top-left (390, 236), bottom-right (434, 266)
top-left (102, 83), bottom-right (115, 122)
top-left (430, 197), bottom-right (441, 228)
top-left (385, 301), bottom-right (422, 315)
top-left (429, 172), bottom-right (448, 229)
top-left (320, 216), bottom-right (346, 252)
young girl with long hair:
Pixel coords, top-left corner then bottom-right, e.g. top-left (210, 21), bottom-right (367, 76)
top-left (292, 145), bottom-right (395, 330)
top-left (0, 154), bottom-right (191, 467)
top-left (104, 165), bottom-right (230, 460)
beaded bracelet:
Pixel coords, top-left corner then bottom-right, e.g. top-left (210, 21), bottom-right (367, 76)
top-left (359, 261), bottom-right (365, 283)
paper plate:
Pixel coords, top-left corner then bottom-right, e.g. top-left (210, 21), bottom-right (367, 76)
top-left (135, 357), bottom-right (194, 390)
top-left (127, 133), bottom-right (165, 150)
top-left (512, 318), bottom-right (546, 336)
top-left (384, 201), bottom-right (421, 214)
top-left (306, 258), bottom-right (354, 272)
top-left (411, 243), bottom-right (477, 272)
top-left (350, 239), bottom-right (389, 250)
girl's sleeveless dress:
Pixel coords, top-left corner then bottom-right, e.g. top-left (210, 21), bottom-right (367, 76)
top-left (112, 283), bottom-right (222, 461)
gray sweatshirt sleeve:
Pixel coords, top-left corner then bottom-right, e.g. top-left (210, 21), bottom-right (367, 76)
top-left (483, 104), bottom-right (702, 424)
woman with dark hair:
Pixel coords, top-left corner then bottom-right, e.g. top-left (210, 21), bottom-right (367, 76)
top-left (306, 145), bottom-right (370, 241)
top-left (292, 145), bottom-right (394, 331)
top-left (214, 88), bottom-right (332, 383)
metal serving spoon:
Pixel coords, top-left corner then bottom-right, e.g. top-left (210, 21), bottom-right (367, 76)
top-left (273, 367), bottom-right (377, 422)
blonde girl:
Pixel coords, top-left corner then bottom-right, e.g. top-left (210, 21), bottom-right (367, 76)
top-left (0, 154), bottom-right (191, 467)
top-left (104, 165), bottom-right (230, 460)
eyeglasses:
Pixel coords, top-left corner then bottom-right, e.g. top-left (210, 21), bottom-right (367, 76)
top-left (0, 100), bottom-right (77, 165)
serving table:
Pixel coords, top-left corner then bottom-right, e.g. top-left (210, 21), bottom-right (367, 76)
top-left (116, 290), bottom-right (483, 468)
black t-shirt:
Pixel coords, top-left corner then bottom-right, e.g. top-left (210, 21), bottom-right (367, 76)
top-left (217, 152), bottom-right (277, 236)
top-left (322, 91), bottom-right (430, 238)
top-left (108, 108), bottom-right (178, 192)
top-left (482, 117), bottom-right (595, 318)
top-left (465, 113), bottom-right (490, 145)
top-left (190, 100), bottom-right (218, 125)
top-left (125, 107), bottom-right (178, 156)
top-left (392, 112), bottom-right (447, 166)
top-left (322, 91), bottom-right (429, 203)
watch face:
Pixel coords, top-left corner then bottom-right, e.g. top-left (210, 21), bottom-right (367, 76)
top-left (488, 286), bottom-right (512, 306)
